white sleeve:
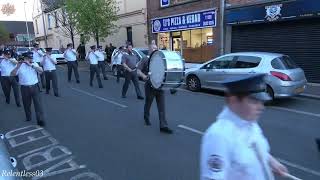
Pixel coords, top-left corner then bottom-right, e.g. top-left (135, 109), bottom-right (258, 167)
top-left (32, 62), bottom-right (40, 67)
top-left (201, 133), bottom-right (229, 180)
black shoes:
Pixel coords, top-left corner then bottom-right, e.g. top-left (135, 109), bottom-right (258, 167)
top-left (104, 77), bottom-right (108, 80)
top-left (160, 127), bottom-right (173, 134)
top-left (137, 96), bottom-right (144, 100)
top-left (76, 80), bottom-right (80, 84)
top-left (99, 86), bottom-right (103, 88)
top-left (16, 103), bottom-right (21, 107)
top-left (90, 83), bottom-right (93, 87)
top-left (316, 138), bottom-right (320, 152)
top-left (5, 99), bottom-right (9, 104)
top-left (37, 121), bottom-right (45, 127)
top-left (144, 120), bottom-right (151, 126)
top-left (54, 94), bottom-right (60, 97)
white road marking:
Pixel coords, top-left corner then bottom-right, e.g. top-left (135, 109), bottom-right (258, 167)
top-left (71, 87), bottom-right (128, 108)
top-left (300, 93), bottom-right (320, 100)
top-left (178, 124), bottom-right (320, 177)
top-left (177, 125), bottom-right (204, 135)
top-left (269, 106), bottom-right (320, 118)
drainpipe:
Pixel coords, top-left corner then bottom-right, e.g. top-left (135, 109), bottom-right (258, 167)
top-left (220, 0), bottom-right (225, 55)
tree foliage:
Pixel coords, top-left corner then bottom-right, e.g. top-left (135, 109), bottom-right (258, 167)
top-left (0, 23), bottom-right (9, 44)
top-left (65, 0), bottom-right (119, 46)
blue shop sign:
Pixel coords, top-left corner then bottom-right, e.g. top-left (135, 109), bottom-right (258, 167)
top-left (161, 0), bottom-right (170, 7)
top-left (151, 9), bottom-right (216, 33)
top-left (226, 0), bottom-right (320, 25)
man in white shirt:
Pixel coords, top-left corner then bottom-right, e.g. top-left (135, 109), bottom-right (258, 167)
top-left (41, 48), bottom-right (59, 97)
top-left (32, 43), bottom-right (46, 89)
top-left (200, 74), bottom-right (289, 180)
top-left (97, 45), bottom-right (108, 80)
top-left (0, 50), bottom-right (21, 107)
top-left (86, 45), bottom-right (103, 88)
top-left (10, 52), bottom-right (45, 127)
top-left (64, 43), bottom-right (80, 83)
top-left (113, 46), bottom-right (124, 83)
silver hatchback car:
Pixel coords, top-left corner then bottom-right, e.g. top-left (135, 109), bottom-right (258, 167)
top-left (185, 52), bottom-right (307, 100)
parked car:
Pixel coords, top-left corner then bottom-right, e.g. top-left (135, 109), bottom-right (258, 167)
top-left (185, 52), bottom-right (307, 100)
top-left (16, 47), bottom-right (30, 56)
top-left (51, 49), bottom-right (67, 64)
top-left (110, 47), bottom-right (148, 76)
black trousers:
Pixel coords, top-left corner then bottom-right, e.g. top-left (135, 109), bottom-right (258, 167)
top-left (37, 63), bottom-right (46, 88)
top-left (44, 70), bottom-right (59, 95)
top-left (122, 70), bottom-right (142, 97)
top-left (21, 84), bottom-right (44, 122)
top-left (98, 61), bottom-right (107, 79)
top-left (116, 65), bottom-right (122, 82)
top-left (144, 82), bottom-right (168, 128)
top-left (90, 64), bottom-right (103, 87)
top-left (67, 61), bottom-right (79, 81)
top-left (1, 76), bottom-right (20, 105)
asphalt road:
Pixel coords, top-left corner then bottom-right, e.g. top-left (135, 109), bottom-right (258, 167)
top-left (0, 64), bottom-right (319, 180)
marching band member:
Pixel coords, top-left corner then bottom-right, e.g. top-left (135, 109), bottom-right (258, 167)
top-left (32, 43), bottom-right (46, 89)
top-left (64, 43), bottom-right (80, 83)
top-left (11, 52), bottom-right (45, 126)
top-left (41, 48), bottom-right (59, 97)
top-left (200, 74), bottom-right (288, 180)
top-left (121, 45), bottom-right (143, 99)
top-left (96, 45), bottom-right (108, 80)
top-left (86, 45), bottom-right (103, 88)
top-left (137, 44), bottom-right (173, 134)
top-left (0, 50), bottom-right (21, 107)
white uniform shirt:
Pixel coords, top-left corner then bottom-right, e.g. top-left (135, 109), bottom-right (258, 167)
top-left (16, 62), bottom-right (40, 86)
top-left (87, 51), bottom-right (98, 65)
top-left (0, 58), bottom-right (17, 76)
top-left (33, 50), bottom-right (44, 63)
top-left (113, 51), bottom-right (123, 65)
top-left (64, 49), bottom-right (77, 61)
top-left (96, 51), bottom-right (105, 62)
top-left (42, 55), bottom-right (57, 71)
top-left (200, 106), bottom-right (273, 180)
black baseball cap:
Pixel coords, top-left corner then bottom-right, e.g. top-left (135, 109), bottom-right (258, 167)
top-left (222, 74), bottom-right (271, 101)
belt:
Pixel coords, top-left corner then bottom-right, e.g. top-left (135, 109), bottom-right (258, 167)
top-left (45, 70), bottom-right (56, 72)
top-left (21, 83), bottom-right (38, 88)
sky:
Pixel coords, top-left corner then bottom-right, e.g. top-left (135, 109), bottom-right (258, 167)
top-left (0, 0), bottom-right (37, 22)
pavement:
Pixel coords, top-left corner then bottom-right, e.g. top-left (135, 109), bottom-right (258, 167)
top-left (0, 63), bottom-right (319, 180)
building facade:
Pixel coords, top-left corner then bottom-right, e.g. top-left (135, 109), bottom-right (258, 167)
top-left (225, 0), bottom-right (320, 83)
top-left (147, 0), bottom-right (221, 63)
top-left (0, 21), bottom-right (34, 46)
top-left (32, 0), bottom-right (148, 50)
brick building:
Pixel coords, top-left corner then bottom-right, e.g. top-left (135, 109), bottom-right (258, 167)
top-left (225, 0), bottom-right (320, 83)
top-left (147, 0), bottom-right (221, 63)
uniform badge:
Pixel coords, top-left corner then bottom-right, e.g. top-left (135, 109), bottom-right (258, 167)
top-left (208, 155), bottom-right (223, 172)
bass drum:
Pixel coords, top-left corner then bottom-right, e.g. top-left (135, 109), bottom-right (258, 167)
top-left (148, 50), bottom-right (185, 89)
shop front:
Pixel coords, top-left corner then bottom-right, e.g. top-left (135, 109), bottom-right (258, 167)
top-left (226, 0), bottom-right (320, 83)
top-left (151, 9), bottom-right (217, 63)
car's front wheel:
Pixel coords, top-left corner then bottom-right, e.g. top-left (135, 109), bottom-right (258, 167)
top-left (187, 75), bottom-right (201, 91)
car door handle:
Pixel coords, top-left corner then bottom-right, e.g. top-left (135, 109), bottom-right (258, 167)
top-left (249, 71), bottom-right (256, 73)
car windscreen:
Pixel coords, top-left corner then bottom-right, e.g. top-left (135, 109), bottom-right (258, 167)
top-left (140, 50), bottom-right (149, 56)
top-left (17, 48), bottom-right (29, 52)
top-left (51, 50), bottom-right (60, 54)
top-left (271, 56), bottom-right (298, 70)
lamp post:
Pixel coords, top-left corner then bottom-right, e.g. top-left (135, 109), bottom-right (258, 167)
top-left (24, 1), bottom-right (31, 47)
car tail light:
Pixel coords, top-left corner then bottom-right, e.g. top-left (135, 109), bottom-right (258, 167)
top-left (271, 71), bottom-right (292, 81)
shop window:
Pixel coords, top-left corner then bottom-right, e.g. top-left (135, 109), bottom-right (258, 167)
top-left (181, 28), bottom-right (214, 63)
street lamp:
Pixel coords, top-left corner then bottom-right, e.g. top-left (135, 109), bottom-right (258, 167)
top-left (24, 1), bottom-right (31, 47)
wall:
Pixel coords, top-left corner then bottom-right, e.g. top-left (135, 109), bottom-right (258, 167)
top-left (33, 0), bottom-right (148, 50)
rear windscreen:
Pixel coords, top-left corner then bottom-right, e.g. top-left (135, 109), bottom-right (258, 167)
top-left (271, 56), bottom-right (298, 70)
